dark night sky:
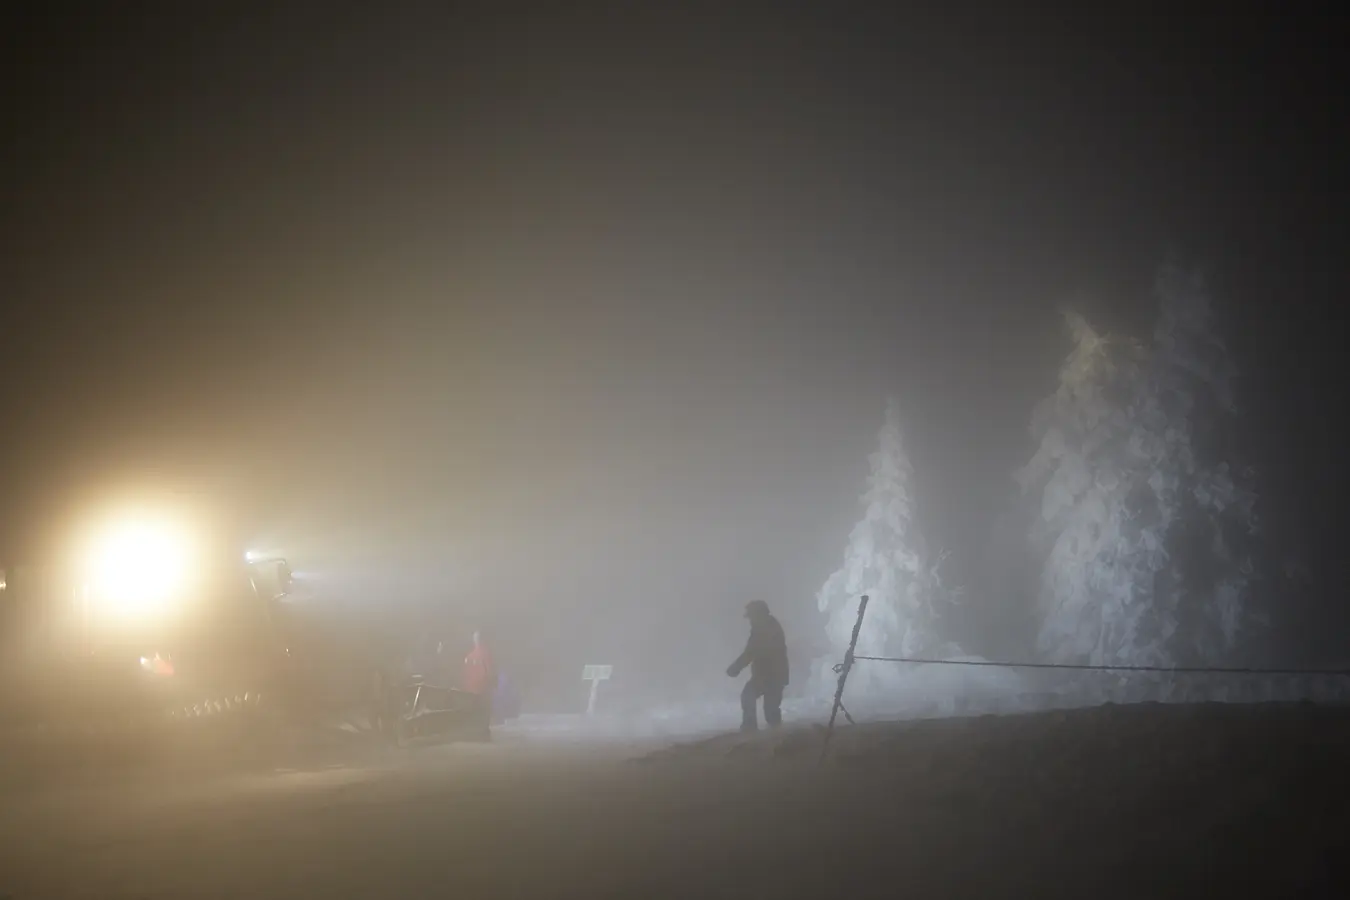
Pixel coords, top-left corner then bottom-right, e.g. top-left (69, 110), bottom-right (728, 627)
top-left (2, 6), bottom-right (1345, 670)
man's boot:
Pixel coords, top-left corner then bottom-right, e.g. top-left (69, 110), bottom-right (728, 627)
top-left (763, 687), bottom-right (783, 728)
top-left (740, 682), bottom-right (760, 732)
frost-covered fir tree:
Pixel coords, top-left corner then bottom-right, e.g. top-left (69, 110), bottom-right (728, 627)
top-left (814, 399), bottom-right (957, 696)
top-left (1017, 265), bottom-right (1258, 667)
top-left (1016, 311), bottom-right (1155, 665)
top-left (1140, 264), bottom-right (1260, 662)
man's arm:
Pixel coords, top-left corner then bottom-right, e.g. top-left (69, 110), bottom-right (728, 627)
top-left (727, 631), bottom-right (756, 677)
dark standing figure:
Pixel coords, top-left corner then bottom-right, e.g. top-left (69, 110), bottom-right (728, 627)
top-left (726, 600), bottom-right (789, 731)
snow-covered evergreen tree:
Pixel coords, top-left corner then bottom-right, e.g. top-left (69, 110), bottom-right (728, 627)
top-left (1017, 310), bottom-right (1154, 665)
top-left (1018, 265), bottom-right (1259, 667)
top-left (814, 399), bottom-right (956, 695)
top-left (1142, 264), bottom-right (1260, 662)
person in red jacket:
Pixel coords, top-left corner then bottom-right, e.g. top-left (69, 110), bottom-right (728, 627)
top-left (462, 630), bottom-right (495, 696)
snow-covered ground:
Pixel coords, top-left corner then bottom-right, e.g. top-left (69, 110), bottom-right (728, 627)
top-left (638, 696), bottom-right (1350, 769)
top-left (4, 698), bottom-right (1349, 898)
top-left (503, 656), bottom-right (1350, 747)
top-left (630, 699), bottom-right (1350, 895)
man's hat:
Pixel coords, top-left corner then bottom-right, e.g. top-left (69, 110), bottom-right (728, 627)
top-left (744, 600), bottom-right (770, 618)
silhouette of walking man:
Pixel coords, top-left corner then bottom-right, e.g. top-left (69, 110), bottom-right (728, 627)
top-left (726, 600), bottom-right (789, 732)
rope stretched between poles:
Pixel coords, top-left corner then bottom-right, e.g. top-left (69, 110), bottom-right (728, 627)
top-left (843, 656), bottom-right (1350, 678)
top-left (817, 593), bottom-right (1350, 767)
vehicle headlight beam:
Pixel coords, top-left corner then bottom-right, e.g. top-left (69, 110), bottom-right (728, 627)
top-left (80, 513), bottom-right (200, 623)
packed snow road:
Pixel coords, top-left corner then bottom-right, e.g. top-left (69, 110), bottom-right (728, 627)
top-left (2, 702), bottom-right (1348, 898)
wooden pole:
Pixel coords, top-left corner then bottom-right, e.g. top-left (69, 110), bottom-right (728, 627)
top-left (819, 594), bottom-right (869, 766)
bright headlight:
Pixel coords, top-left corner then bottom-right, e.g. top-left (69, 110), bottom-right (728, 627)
top-left (80, 514), bottom-right (200, 622)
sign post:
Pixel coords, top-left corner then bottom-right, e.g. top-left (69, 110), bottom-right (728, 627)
top-left (581, 664), bottom-right (613, 716)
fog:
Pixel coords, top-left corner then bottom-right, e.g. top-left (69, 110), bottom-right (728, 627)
top-left (3, 8), bottom-right (1344, 717)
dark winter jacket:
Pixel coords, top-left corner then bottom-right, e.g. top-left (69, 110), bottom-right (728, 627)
top-left (730, 613), bottom-right (790, 688)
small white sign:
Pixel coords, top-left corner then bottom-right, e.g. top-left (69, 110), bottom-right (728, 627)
top-left (582, 664), bottom-right (613, 682)
top-left (581, 664), bottom-right (613, 715)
